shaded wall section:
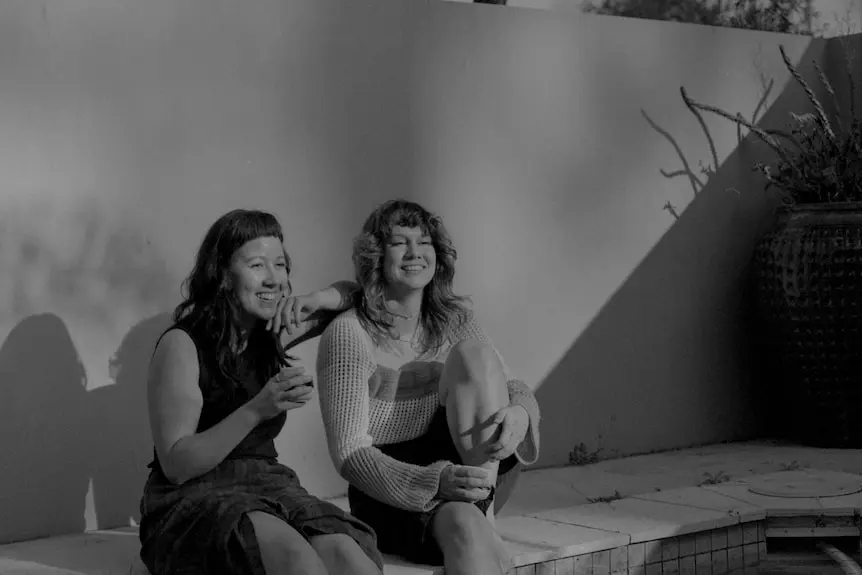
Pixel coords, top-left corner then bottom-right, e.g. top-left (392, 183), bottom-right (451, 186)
top-left (411, 3), bottom-right (827, 465)
top-left (0, 0), bottom-right (853, 544)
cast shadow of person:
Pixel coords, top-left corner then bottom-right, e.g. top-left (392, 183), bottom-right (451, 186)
top-left (0, 313), bottom-right (90, 543)
top-left (87, 312), bottom-right (172, 530)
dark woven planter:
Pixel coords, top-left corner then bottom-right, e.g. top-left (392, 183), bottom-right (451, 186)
top-left (752, 202), bottom-right (862, 447)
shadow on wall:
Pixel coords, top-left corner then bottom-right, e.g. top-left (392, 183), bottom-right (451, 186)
top-left (0, 197), bottom-right (177, 543)
top-left (533, 39), bottom-right (828, 468)
top-left (0, 314), bottom-right (90, 543)
top-left (0, 312), bottom-right (173, 544)
top-left (88, 312), bottom-right (173, 531)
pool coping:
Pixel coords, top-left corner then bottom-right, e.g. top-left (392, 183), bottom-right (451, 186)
top-left (493, 467), bottom-right (862, 575)
top-left (1, 468), bottom-right (861, 575)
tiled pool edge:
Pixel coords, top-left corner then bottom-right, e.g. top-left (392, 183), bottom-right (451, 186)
top-left (509, 520), bottom-right (767, 574)
top-left (502, 469), bottom-right (862, 575)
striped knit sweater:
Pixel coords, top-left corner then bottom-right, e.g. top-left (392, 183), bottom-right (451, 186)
top-left (316, 308), bottom-right (540, 513)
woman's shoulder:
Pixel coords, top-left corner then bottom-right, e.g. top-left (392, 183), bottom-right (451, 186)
top-left (155, 324), bottom-right (197, 355)
top-left (150, 326), bottom-right (201, 375)
top-left (322, 309), bottom-right (372, 345)
top-left (326, 308), bottom-right (362, 330)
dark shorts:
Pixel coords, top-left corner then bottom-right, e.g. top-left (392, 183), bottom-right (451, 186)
top-left (139, 458), bottom-right (383, 575)
top-left (347, 406), bottom-right (521, 566)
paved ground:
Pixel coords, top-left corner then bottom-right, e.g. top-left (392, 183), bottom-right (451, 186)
top-left (2, 440), bottom-right (861, 575)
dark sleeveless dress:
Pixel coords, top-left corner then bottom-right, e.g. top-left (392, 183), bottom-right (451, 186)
top-left (138, 323), bottom-right (382, 575)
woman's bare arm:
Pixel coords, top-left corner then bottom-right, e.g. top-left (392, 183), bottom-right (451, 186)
top-left (147, 330), bottom-right (263, 485)
top-left (315, 280), bottom-right (360, 311)
top-left (281, 280), bottom-right (360, 350)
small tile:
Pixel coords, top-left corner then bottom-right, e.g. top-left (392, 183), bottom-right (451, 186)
top-left (629, 567), bottom-right (646, 575)
top-left (646, 564), bottom-right (662, 575)
top-left (644, 540), bottom-right (662, 564)
top-left (741, 523), bottom-right (758, 545)
top-left (727, 546), bottom-right (743, 571)
top-left (535, 562), bottom-right (555, 575)
top-left (593, 549), bottom-right (610, 573)
top-left (726, 525), bottom-right (742, 547)
top-left (695, 552), bottom-right (711, 574)
top-left (756, 522), bottom-right (765, 543)
top-left (742, 544), bottom-right (758, 567)
top-left (757, 541), bottom-right (766, 559)
top-left (573, 553), bottom-right (591, 575)
top-left (695, 532), bottom-right (711, 555)
top-left (629, 543), bottom-right (646, 567)
top-left (678, 534), bottom-right (696, 557)
top-left (555, 557), bottom-right (575, 575)
top-left (710, 528), bottom-right (727, 550)
top-left (610, 546), bottom-right (628, 573)
top-left (516, 565), bottom-right (536, 575)
top-left (679, 555), bottom-right (696, 575)
top-left (662, 558), bottom-right (679, 574)
top-left (662, 538), bottom-right (679, 561)
top-left (711, 548), bottom-right (728, 574)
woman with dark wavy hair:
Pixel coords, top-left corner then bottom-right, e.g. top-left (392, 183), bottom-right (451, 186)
top-left (138, 209), bottom-right (383, 575)
top-left (270, 199), bottom-right (540, 575)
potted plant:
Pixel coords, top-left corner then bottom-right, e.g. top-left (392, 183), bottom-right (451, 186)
top-left (680, 42), bottom-right (862, 447)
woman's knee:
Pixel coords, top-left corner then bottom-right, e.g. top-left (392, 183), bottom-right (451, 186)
top-left (442, 340), bottom-right (507, 394)
top-left (310, 534), bottom-right (381, 575)
top-left (309, 534), bottom-right (359, 561)
top-left (433, 503), bottom-right (511, 570)
top-left (246, 511), bottom-right (327, 575)
top-left (432, 502), bottom-right (492, 548)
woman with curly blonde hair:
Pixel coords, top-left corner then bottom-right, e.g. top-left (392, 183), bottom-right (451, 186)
top-left (271, 199), bottom-right (540, 575)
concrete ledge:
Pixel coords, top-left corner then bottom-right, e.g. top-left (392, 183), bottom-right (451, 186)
top-left (2, 469), bottom-right (861, 575)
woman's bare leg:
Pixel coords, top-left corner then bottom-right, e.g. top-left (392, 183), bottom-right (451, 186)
top-left (438, 339), bottom-right (510, 524)
top-left (309, 534), bottom-right (382, 575)
top-left (432, 502), bottom-right (511, 575)
top-left (246, 511), bottom-right (327, 575)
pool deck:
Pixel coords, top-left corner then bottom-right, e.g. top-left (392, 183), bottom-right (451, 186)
top-left (2, 440), bottom-right (862, 575)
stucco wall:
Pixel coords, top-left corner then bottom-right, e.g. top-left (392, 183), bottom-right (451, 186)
top-left (0, 0), bottom-right (850, 544)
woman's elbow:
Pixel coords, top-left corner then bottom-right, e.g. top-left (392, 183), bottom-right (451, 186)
top-left (329, 449), bottom-right (353, 482)
top-left (159, 458), bottom-right (188, 486)
top-left (159, 444), bottom-right (195, 486)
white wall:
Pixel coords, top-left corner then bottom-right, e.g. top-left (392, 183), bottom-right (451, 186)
top-left (0, 0), bottom-right (850, 544)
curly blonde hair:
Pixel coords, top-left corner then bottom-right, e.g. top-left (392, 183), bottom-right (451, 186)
top-left (352, 199), bottom-right (471, 353)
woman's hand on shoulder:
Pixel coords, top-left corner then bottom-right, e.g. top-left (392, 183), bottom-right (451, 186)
top-left (267, 291), bottom-right (325, 336)
top-left (247, 365), bottom-right (315, 421)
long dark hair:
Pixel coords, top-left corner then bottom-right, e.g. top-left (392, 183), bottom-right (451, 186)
top-left (352, 199), bottom-right (471, 353)
top-left (173, 209), bottom-right (292, 387)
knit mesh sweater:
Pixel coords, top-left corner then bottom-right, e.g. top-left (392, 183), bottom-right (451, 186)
top-left (316, 308), bottom-right (540, 513)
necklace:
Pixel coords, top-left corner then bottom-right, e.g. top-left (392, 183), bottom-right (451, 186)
top-left (388, 308), bottom-right (419, 320)
top-left (391, 321), bottom-right (422, 351)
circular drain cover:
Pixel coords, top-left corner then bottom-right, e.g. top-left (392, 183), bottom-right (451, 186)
top-left (747, 470), bottom-right (862, 498)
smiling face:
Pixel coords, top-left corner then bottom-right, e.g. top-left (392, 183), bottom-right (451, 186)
top-left (227, 235), bottom-right (289, 326)
top-left (382, 226), bottom-right (436, 294)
